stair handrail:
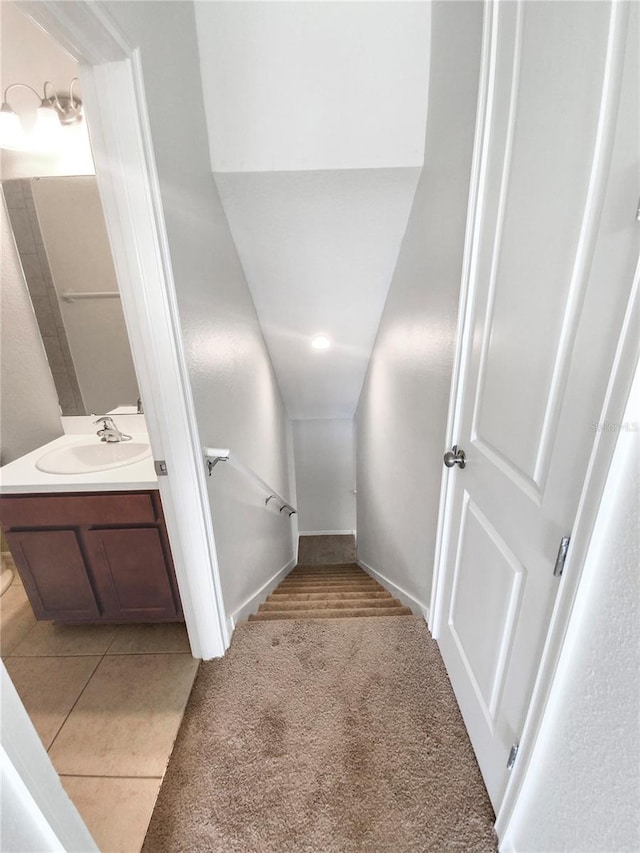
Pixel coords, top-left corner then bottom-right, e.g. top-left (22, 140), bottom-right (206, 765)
top-left (203, 447), bottom-right (297, 517)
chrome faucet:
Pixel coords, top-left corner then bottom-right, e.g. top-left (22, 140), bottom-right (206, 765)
top-left (94, 416), bottom-right (132, 443)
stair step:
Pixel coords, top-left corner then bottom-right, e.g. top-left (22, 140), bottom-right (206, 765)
top-left (288, 569), bottom-right (362, 576)
top-left (294, 563), bottom-right (360, 570)
top-left (285, 577), bottom-right (367, 584)
top-left (275, 584), bottom-right (382, 595)
top-left (290, 566), bottom-right (364, 575)
top-left (259, 598), bottom-right (401, 612)
top-left (248, 606), bottom-right (413, 621)
top-left (288, 570), bottom-right (365, 576)
top-left (287, 574), bottom-right (364, 580)
top-left (248, 561), bottom-right (409, 622)
top-left (280, 575), bottom-right (376, 584)
top-left (277, 579), bottom-right (379, 586)
top-left (283, 578), bottom-right (367, 584)
top-left (267, 590), bottom-right (392, 602)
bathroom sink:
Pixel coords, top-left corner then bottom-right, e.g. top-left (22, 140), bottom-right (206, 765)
top-left (36, 440), bottom-right (151, 475)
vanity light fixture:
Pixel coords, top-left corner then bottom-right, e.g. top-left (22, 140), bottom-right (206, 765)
top-left (311, 334), bottom-right (332, 350)
top-left (0, 78), bottom-right (83, 151)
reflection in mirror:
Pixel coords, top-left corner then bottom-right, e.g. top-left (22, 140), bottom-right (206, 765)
top-left (2, 176), bottom-right (139, 415)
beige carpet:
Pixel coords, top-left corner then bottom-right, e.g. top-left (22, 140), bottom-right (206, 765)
top-left (298, 533), bottom-right (356, 564)
top-left (143, 616), bottom-right (496, 852)
top-left (250, 563), bottom-right (413, 620)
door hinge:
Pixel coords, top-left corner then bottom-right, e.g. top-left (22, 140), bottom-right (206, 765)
top-left (553, 535), bottom-right (571, 577)
top-left (154, 460), bottom-right (168, 477)
top-left (507, 743), bottom-right (519, 770)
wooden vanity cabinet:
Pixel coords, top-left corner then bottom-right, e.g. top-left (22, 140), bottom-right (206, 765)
top-left (0, 490), bottom-right (183, 624)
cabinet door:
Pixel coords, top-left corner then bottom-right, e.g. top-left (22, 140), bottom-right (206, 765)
top-left (83, 528), bottom-right (181, 621)
top-left (6, 530), bottom-right (100, 621)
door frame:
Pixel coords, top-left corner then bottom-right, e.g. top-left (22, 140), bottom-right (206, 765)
top-left (1, 661), bottom-right (98, 850)
top-left (17, 0), bottom-right (231, 663)
top-left (428, 0), bottom-right (639, 840)
top-left (1, 0), bottom-right (230, 843)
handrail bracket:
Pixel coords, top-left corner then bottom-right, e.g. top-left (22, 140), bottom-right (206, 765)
top-left (268, 494), bottom-right (296, 516)
top-left (206, 455), bottom-right (229, 476)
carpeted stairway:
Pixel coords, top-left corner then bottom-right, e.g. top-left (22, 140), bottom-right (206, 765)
top-left (249, 563), bottom-right (413, 621)
top-left (143, 616), bottom-right (496, 852)
top-left (142, 536), bottom-right (496, 850)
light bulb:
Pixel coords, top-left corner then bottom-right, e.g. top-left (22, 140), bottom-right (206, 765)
top-left (57, 120), bottom-right (95, 175)
top-left (29, 104), bottom-right (63, 151)
top-left (0, 105), bottom-right (26, 150)
top-left (311, 335), bottom-right (331, 350)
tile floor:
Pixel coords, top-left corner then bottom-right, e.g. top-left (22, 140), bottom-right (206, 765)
top-left (1, 555), bottom-right (199, 853)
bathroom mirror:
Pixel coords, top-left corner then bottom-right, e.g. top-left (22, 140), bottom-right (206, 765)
top-left (3, 175), bottom-right (140, 416)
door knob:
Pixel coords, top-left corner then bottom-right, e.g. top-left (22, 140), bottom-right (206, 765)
top-left (444, 445), bottom-right (466, 469)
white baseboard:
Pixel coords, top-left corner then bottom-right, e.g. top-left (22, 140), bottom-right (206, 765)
top-left (229, 556), bottom-right (296, 626)
top-left (358, 559), bottom-right (430, 622)
top-left (298, 530), bottom-right (356, 536)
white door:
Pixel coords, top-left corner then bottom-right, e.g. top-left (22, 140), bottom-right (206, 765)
top-left (435, 0), bottom-right (638, 809)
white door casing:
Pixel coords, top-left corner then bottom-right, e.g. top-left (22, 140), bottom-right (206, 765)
top-left (432, 0), bottom-right (638, 811)
top-left (17, 0), bottom-right (230, 661)
top-left (2, 2), bottom-right (229, 847)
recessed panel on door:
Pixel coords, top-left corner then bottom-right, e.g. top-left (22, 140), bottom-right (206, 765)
top-left (471, 1), bottom-right (611, 487)
top-left (449, 497), bottom-right (525, 725)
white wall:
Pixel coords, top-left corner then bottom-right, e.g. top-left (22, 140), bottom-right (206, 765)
top-left (196, 2), bottom-right (431, 428)
top-left (355, 1), bottom-right (483, 610)
top-left (104, 1), bottom-right (295, 617)
top-left (31, 177), bottom-right (139, 415)
top-left (195, 2), bottom-right (430, 173)
top-left (0, 196), bottom-right (62, 465)
top-left (214, 167), bottom-right (421, 420)
top-left (293, 419), bottom-right (355, 534)
top-left (503, 358), bottom-right (640, 853)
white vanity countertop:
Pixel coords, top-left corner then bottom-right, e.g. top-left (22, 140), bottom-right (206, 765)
top-left (0, 433), bottom-right (158, 494)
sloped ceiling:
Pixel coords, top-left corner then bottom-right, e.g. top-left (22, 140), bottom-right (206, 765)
top-left (195, 1), bottom-right (430, 419)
